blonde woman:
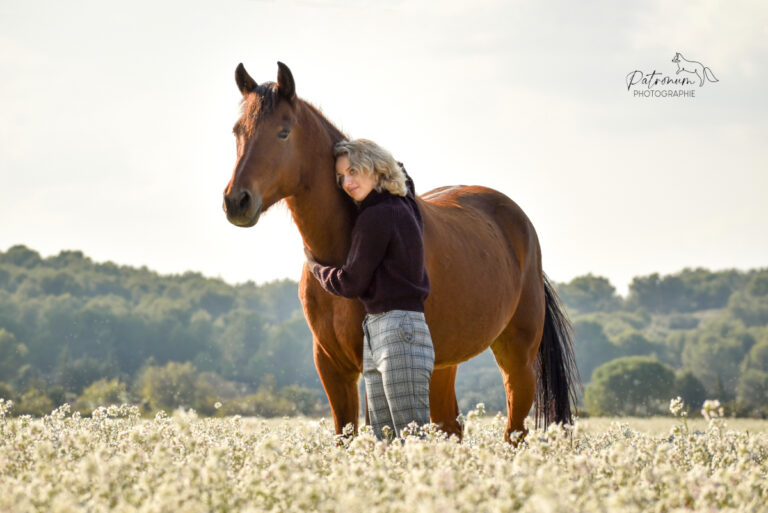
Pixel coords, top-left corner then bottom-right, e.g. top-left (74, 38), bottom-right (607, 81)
top-left (305, 139), bottom-right (433, 440)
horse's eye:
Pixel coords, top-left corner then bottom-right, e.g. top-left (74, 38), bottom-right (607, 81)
top-left (278, 128), bottom-right (290, 140)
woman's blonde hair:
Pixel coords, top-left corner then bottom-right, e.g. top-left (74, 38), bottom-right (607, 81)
top-left (333, 139), bottom-right (407, 197)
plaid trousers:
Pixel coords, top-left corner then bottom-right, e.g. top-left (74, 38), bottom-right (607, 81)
top-left (362, 310), bottom-right (434, 440)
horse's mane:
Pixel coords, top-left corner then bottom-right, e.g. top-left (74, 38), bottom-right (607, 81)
top-left (238, 82), bottom-right (281, 123)
top-left (301, 101), bottom-right (347, 146)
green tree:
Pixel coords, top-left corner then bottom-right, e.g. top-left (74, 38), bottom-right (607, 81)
top-left (247, 313), bottom-right (318, 389)
top-left (627, 268), bottom-right (745, 313)
top-left (0, 382), bottom-right (15, 402)
top-left (741, 339), bottom-right (768, 373)
top-left (727, 271), bottom-right (768, 327)
top-left (558, 274), bottom-right (622, 314)
top-left (138, 361), bottom-right (217, 414)
top-left (281, 384), bottom-right (323, 415)
top-left (736, 339), bottom-right (768, 414)
top-left (736, 369), bottom-right (768, 415)
top-left (674, 370), bottom-right (708, 412)
top-left (55, 353), bottom-right (119, 395)
top-left (584, 357), bottom-right (675, 416)
top-left (15, 389), bottom-right (55, 416)
top-left (573, 319), bottom-right (617, 382)
top-left (0, 329), bottom-right (28, 382)
top-left (213, 309), bottom-right (267, 382)
top-left (681, 318), bottom-right (753, 399)
top-left (215, 376), bottom-right (322, 417)
top-left (258, 279), bottom-right (304, 322)
top-left (0, 245), bottom-right (43, 268)
top-left (613, 330), bottom-right (656, 358)
top-left (40, 270), bottom-right (84, 296)
top-left (78, 378), bottom-right (131, 414)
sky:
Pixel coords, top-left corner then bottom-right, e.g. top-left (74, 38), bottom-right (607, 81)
top-left (1, 0), bottom-right (766, 296)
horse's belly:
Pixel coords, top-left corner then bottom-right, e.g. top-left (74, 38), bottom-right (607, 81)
top-left (423, 224), bottom-right (522, 367)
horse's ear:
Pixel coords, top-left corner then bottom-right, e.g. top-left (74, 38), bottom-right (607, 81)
top-left (277, 61), bottom-right (296, 102)
top-left (235, 63), bottom-right (258, 96)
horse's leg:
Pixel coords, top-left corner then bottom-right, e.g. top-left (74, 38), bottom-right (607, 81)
top-left (314, 341), bottom-right (360, 436)
top-left (429, 366), bottom-right (462, 439)
top-left (490, 283), bottom-right (545, 444)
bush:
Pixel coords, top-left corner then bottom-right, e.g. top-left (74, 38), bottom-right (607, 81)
top-left (138, 361), bottom-right (217, 415)
top-left (14, 388), bottom-right (56, 416)
top-left (0, 381), bottom-right (15, 402)
top-left (216, 379), bottom-right (323, 417)
top-left (216, 391), bottom-right (296, 417)
top-left (584, 357), bottom-right (675, 416)
top-left (77, 378), bottom-right (131, 414)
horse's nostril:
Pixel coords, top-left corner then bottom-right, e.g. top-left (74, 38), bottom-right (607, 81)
top-left (238, 190), bottom-right (252, 211)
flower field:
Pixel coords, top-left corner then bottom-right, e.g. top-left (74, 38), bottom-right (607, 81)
top-left (1, 399), bottom-right (767, 512)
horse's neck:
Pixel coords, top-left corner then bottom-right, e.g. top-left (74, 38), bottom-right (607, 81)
top-left (285, 104), bottom-right (353, 266)
top-left (287, 180), bottom-right (353, 265)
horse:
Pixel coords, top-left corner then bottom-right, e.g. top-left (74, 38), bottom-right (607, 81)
top-left (222, 61), bottom-right (580, 442)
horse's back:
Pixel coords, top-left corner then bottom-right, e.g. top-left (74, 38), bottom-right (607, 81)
top-left (415, 185), bottom-right (542, 365)
top-left (418, 185), bottom-right (539, 260)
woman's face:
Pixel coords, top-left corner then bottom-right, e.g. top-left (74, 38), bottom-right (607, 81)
top-left (335, 155), bottom-right (377, 202)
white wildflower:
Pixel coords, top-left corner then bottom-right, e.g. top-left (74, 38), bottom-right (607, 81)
top-left (669, 396), bottom-right (685, 417)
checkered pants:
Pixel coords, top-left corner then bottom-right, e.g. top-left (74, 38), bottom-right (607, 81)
top-left (362, 310), bottom-right (434, 440)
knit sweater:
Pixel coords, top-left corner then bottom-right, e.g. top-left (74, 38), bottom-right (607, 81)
top-left (309, 174), bottom-right (430, 314)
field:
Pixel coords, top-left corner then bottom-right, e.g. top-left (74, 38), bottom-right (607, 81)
top-left (1, 400), bottom-right (767, 512)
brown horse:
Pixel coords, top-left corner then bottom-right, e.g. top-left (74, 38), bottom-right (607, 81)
top-left (223, 62), bottom-right (579, 442)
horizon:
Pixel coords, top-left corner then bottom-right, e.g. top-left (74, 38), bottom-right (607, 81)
top-left (3, 242), bottom-right (763, 299)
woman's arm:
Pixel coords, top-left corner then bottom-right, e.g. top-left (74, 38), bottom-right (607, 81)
top-left (307, 208), bottom-right (393, 298)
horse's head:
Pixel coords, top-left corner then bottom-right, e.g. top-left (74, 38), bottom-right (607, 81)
top-left (223, 62), bottom-right (305, 227)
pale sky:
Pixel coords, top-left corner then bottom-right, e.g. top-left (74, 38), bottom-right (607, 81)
top-left (1, 0), bottom-right (766, 295)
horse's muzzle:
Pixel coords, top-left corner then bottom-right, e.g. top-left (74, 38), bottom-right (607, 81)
top-left (223, 188), bottom-right (262, 227)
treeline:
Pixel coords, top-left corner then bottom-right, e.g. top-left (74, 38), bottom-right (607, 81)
top-left (569, 270), bottom-right (768, 417)
top-left (1, 244), bottom-right (766, 418)
top-left (0, 245), bottom-right (322, 416)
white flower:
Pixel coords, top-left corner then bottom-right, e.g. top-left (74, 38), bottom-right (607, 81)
top-left (701, 399), bottom-right (724, 420)
top-left (669, 396), bottom-right (685, 416)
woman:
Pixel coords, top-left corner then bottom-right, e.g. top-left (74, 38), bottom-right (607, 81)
top-left (305, 139), bottom-right (433, 440)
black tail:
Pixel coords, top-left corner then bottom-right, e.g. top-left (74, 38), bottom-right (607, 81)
top-left (534, 273), bottom-right (581, 427)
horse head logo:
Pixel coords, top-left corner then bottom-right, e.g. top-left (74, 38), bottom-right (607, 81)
top-left (672, 53), bottom-right (719, 86)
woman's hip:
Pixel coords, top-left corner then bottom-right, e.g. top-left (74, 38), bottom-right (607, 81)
top-left (363, 310), bottom-right (433, 361)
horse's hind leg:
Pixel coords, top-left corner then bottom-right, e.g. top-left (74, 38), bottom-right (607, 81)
top-left (429, 366), bottom-right (462, 439)
top-left (490, 287), bottom-right (545, 443)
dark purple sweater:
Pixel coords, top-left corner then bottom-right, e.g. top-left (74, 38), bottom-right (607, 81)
top-left (310, 175), bottom-right (430, 314)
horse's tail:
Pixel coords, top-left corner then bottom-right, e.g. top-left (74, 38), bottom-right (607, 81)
top-left (704, 67), bottom-right (719, 83)
top-left (533, 273), bottom-right (581, 428)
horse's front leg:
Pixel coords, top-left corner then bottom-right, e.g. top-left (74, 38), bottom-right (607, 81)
top-left (314, 340), bottom-right (360, 436)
